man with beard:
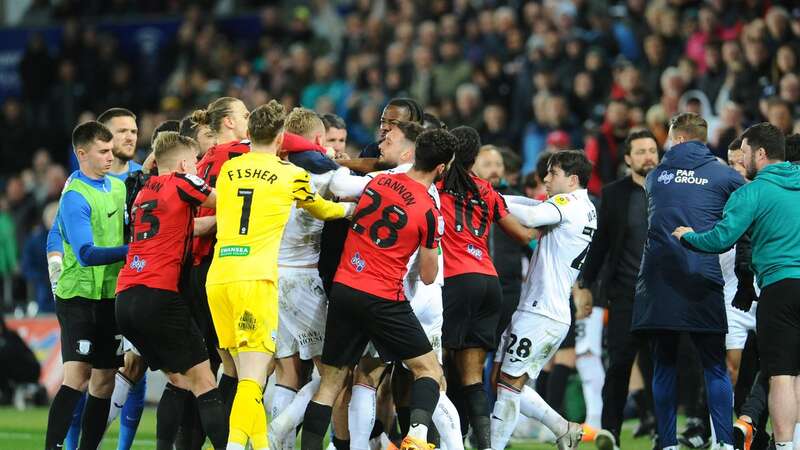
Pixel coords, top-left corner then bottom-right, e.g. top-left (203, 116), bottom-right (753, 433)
top-left (674, 123), bottom-right (800, 450)
top-left (636, 113), bottom-right (744, 450)
top-left (99, 108), bottom-right (143, 178)
top-left (585, 99), bottom-right (632, 196)
top-left (574, 129), bottom-right (660, 450)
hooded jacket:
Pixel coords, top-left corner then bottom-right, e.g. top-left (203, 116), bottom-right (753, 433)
top-left (682, 161), bottom-right (800, 289)
top-left (632, 141), bottom-right (745, 333)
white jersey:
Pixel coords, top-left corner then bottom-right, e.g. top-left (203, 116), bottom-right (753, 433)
top-left (278, 171), bottom-right (335, 266)
top-left (389, 164), bottom-right (445, 292)
top-left (519, 189), bottom-right (597, 325)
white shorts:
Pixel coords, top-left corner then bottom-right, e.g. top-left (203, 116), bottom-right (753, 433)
top-left (575, 306), bottom-right (604, 356)
top-left (725, 301), bottom-right (757, 350)
top-left (122, 338), bottom-right (141, 356)
top-left (276, 267), bottom-right (328, 360)
top-left (498, 310), bottom-right (570, 379)
top-left (409, 281), bottom-right (443, 362)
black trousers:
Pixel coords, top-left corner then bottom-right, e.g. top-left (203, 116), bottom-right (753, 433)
top-left (601, 304), bottom-right (654, 442)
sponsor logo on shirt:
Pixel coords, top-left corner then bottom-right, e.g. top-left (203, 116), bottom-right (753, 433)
top-left (219, 245), bottom-right (250, 257)
top-left (554, 195), bottom-right (570, 205)
top-left (657, 170), bottom-right (675, 184)
top-left (350, 251), bottom-right (366, 272)
top-left (129, 255), bottom-right (146, 272)
top-left (467, 244), bottom-right (484, 260)
top-left (673, 169), bottom-right (709, 185)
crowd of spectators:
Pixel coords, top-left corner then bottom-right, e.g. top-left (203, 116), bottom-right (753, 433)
top-left (1, 0), bottom-right (799, 313)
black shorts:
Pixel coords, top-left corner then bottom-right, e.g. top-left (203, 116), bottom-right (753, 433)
top-left (321, 283), bottom-right (433, 367)
top-left (116, 285), bottom-right (209, 374)
top-left (55, 297), bottom-right (124, 369)
top-left (442, 273), bottom-right (502, 351)
top-left (757, 278), bottom-right (800, 376)
top-left (185, 256), bottom-right (220, 367)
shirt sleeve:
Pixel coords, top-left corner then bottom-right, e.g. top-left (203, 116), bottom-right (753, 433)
top-left (175, 173), bottom-right (212, 206)
top-left (490, 188), bottom-right (510, 222)
top-left (682, 187), bottom-right (756, 254)
top-left (508, 201), bottom-right (563, 228)
top-left (422, 208), bottom-right (444, 249)
top-left (293, 170), bottom-right (348, 220)
top-left (60, 191), bottom-right (128, 267)
top-left (46, 216), bottom-right (64, 254)
top-left (329, 167), bottom-right (371, 199)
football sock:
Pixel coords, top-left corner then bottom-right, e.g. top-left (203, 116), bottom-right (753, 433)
top-left (229, 378), bottom-right (266, 450)
top-left (576, 354), bottom-right (605, 429)
top-left (197, 388), bottom-right (231, 450)
top-left (302, 401), bottom-right (333, 450)
top-left (349, 383), bottom-right (377, 450)
top-left (117, 375), bottom-right (146, 450)
top-left (433, 392), bottom-right (463, 450)
top-left (491, 382), bottom-right (521, 450)
top-left (520, 385), bottom-right (568, 436)
top-left (793, 423), bottom-right (800, 450)
top-left (332, 436), bottom-right (351, 450)
top-left (408, 377), bottom-right (439, 441)
top-left (78, 394), bottom-right (111, 450)
top-left (546, 364), bottom-right (572, 414)
top-left (156, 383), bottom-right (189, 450)
top-left (464, 382), bottom-right (491, 449)
top-left (174, 394), bottom-right (201, 450)
top-left (64, 393), bottom-right (86, 450)
top-left (397, 406), bottom-right (410, 437)
top-left (106, 372), bottom-right (133, 428)
top-left (219, 373), bottom-right (238, 416)
top-left (45, 385), bottom-right (84, 449)
top-left (273, 377), bottom-right (321, 443)
top-left (271, 384), bottom-right (297, 419)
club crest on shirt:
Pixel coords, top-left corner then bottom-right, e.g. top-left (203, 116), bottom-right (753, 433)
top-left (129, 255), bottom-right (146, 272)
top-left (467, 244), bottom-right (484, 260)
top-left (351, 251), bottom-right (366, 272)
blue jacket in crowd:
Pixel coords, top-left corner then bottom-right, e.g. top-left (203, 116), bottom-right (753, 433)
top-left (633, 141), bottom-right (745, 333)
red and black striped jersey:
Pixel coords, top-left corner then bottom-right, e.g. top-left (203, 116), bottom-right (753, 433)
top-left (334, 173), bottom-right (443, 301)
top-left (117, 172), bottom-right (211, 294)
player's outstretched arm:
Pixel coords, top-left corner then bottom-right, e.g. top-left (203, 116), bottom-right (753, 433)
top-left (329, 166), bottom-right (371, 200)
top-left (677, 188), bottom-right (756, 254)
top-left (503, 195), bottom-right (542, 207)
top-left (496, 214), bottom-right (537, 244)
top-left (193, 216), bottom-right (216, 237)
top-left (200, 189), bottom-right (217, 209)
top-left (507, 202), bottom-right (563, 228)
top-left (337, 157), bottom-right (379, 174)
top-left (298, 195), bottom-right (356, 221)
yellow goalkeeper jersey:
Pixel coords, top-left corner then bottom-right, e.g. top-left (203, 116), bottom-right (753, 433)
top-left (206, 151), bottom-right (346, 285)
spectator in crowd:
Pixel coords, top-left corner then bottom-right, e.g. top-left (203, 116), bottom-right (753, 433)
top-left (21, 202), bottom-right (59, 315)
top-left (585, 99), bottom-right (632, 196)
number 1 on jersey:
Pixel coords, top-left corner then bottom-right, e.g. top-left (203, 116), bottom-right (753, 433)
top-left (237, 188), bottom-right (254, 235)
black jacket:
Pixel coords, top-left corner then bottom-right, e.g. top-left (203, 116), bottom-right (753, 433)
top-left (580, 175), bottom-right (642, 306)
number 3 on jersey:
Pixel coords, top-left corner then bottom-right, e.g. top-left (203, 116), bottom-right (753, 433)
top-left (351, 188), bottom-right (408, 248)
